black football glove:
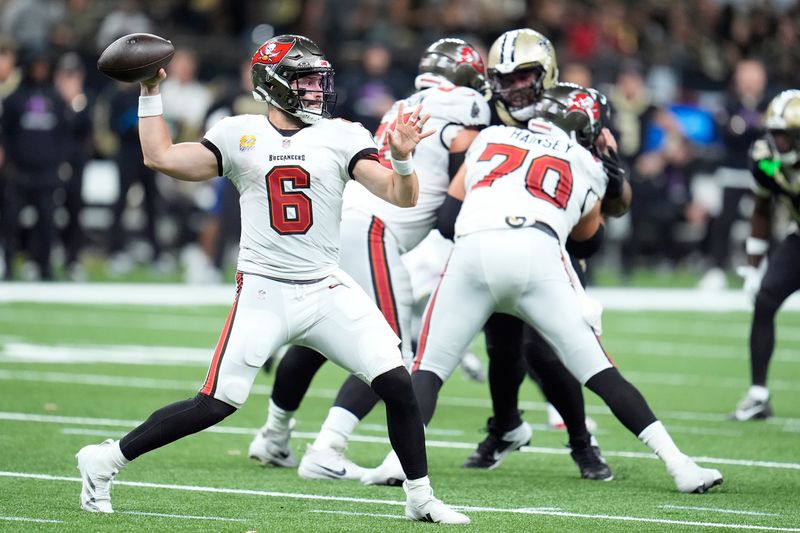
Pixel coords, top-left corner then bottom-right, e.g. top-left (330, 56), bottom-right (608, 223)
top-left (600, 148), bottom-right (626, 200)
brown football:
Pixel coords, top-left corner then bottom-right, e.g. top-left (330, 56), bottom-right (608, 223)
top-left (97, 33), bottom-right (174, 83)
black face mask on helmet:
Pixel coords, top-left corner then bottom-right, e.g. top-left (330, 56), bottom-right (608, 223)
top-left (251, 35), bottom-right (337, 124)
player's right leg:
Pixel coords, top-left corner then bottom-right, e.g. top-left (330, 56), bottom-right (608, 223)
top-left (732, 233), bottom-right (800, 420)
top-left (305, 270), bottom-right (469, 524)
top-left (77, 273), bottom-right (289, 512)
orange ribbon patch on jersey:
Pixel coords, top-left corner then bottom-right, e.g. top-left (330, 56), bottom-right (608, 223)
top-left (239, 135), bottom-right (256, 151)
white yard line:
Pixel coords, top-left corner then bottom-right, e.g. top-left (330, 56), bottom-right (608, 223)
top-left (2, 368), bottom-right (800, 430)
top-left (308, 509), bottom-right (405, 520)
top-left (659, 505), bottom-right (781, 517)
top-left (0, 471), bottom-right (797, 531)
top-left (119, 511), bottom-right (247, 522)
top-left (3, 411), bottom-right (799, 471)
top-left (606, 339), bottom-right (800, 364)
top-left (0, 515), bottom-right (63, 524)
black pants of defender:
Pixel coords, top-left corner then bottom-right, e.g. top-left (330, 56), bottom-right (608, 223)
top-left (750, 232), bottom-right (800, 386)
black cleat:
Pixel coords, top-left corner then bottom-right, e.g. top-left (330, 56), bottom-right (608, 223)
top-left (463, 417), bottom-right (532, 470)
top-left (569, 436), bottom-right (613, 481)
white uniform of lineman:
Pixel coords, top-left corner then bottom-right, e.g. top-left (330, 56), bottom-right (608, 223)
top-left (412, 121), bottom-right (614, 385)
top-left (198, 115), bottom-right (401, 407)
top-left (339, 81), bottom-right (490, 363)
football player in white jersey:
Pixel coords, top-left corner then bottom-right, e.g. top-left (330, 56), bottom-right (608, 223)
top-left (376, 85), bottom-right (723, 494)
top-left (247, 38), bottom-right (492, 482)
top-left (74, 34), bottom-right (469, 524)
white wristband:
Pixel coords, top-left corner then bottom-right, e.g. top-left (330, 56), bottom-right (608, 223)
top-left (138, 95), bottom-right (163, 117)
top-left (746, 237), bottom-right (769, 256)
top-left (391, 155), bottom-right (414, 176)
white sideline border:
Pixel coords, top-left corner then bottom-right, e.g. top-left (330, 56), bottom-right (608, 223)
top-left (1, 471), bottom-right (799, 532)
top-left (3, 283), bottom-right (800, 312)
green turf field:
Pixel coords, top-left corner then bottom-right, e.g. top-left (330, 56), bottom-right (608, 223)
top-left (0, 302), bottom-right (798, 532)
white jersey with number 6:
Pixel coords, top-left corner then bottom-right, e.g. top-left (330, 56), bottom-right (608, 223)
top-left (457, 123), bottom-right (607, 242)
top-left (203, 115), bottom-right (378, 281)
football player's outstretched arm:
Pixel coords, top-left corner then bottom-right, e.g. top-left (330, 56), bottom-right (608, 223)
top-left (570, 199), bottom-right (603, 242)
top-left (353, 103), bottom-right (434, 207)
top-left (138, 69), bottom-right (218, 182)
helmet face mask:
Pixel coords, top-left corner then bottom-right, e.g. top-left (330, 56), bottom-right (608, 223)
top-left (487, 28), bottom-right (558, 124)
top-left (417, 38), bottom-right (487, 93)
top-left (251, 35), bottom-right (337, 124)
top-left (765, 90), bottom-right (800, 165)
top-left (490, 67), bottom-right (544, 121)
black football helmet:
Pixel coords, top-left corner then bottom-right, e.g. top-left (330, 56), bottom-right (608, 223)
top-left (417, 38), bottom-right (487, 93)
top-left (251, 35), bottom-right (336, 124)
top-left (531, 83), bottom-right (604, 148)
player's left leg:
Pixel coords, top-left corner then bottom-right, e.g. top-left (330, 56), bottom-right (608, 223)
top-left (515, 243), bottom-right (722, 493)
top-left (300, 214), bottom-right (414, 478)
top-left (304, 270), bottom-right (469, 524)
top-left (732, 232), bottom-right (800, 420)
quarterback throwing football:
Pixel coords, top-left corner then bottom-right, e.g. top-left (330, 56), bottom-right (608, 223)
top-left (75, 34), bottom-right (469, 524)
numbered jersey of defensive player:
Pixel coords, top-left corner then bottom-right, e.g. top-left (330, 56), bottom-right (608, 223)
top-left (457, 124), bottom-right (607, 242)
top-left (343, 85), bottom-right (491, 251)
top-left (750, 137), bottom-right (800, 222)
top-left (203, 115), bottom-right (378, 280)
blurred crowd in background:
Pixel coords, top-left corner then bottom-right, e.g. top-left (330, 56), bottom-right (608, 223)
top-left (0, 0), bottom-right (798, 286)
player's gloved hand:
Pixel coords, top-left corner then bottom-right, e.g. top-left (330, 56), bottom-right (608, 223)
top-left (736, 259), bottom-right (768, 305)
top-left (600, 148), bottom-right (626, 199)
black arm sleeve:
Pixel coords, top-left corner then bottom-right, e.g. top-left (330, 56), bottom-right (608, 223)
top-left (436, 194), bottom-right (463, 241)
top-left (565, 223), bottom-right (605, 259)
top-left (448, 151), bottom-right (466, 181)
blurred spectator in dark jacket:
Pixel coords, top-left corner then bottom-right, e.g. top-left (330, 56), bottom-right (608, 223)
top-left (700, 58), bottom-right (768, 289)
top-left (54, 52), bottom-right (92, 279)
top-left (1, 50), bottom-right (68, 280)
top-left (608, 60), bottom-right (689, 276)
top-left (337, 42), bottom-right (406, 132)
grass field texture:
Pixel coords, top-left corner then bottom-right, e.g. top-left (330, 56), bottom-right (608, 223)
top-left (0, 302), bottom-right (798, 532)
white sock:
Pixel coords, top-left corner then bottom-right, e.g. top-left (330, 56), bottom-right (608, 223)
top-left (748, 385), bottom-right (769, 401)
top-left (312, 406), bottom-right (359, 450)
top-left (638, 421), bottom-right (685, 469)
top-left (266, 399), bottom-right (293, 432)
top-left (405, 475), bottom-right (431, 492)
top-left (110, 440), bottom-right (129, 469)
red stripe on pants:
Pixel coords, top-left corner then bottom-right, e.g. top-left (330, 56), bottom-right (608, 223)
top-left (411, 271), bottom-right (445, 373)
top-left (200, 272), bottom-right (243, 395)
top-left (367, 216), bottom-right (400, 336)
